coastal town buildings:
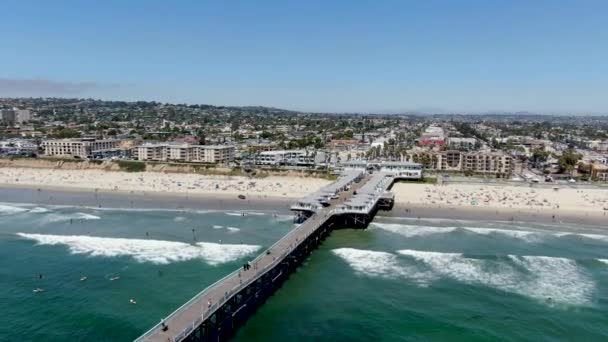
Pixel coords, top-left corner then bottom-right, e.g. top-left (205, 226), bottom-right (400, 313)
top-left (418, 125), bottom-right (445, 147)
top-left (1, 97), bottom-right (607, 183)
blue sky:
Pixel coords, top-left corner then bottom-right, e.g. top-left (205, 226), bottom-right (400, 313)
top-left (1, 0), bottom-right (607, 113)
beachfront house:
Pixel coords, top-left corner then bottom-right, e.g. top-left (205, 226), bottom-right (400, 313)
top-left (379, 161), bottom-right (423, 180)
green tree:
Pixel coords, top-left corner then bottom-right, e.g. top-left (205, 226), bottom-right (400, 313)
top-left (558, 150), bottom-right (582, 174)
top-left (531, 148), bottom-right (550, 167)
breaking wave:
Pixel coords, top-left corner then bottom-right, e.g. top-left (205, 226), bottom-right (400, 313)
top-left (598, 259), bottom-right (608, 265)
top-left (397, 249), bottom-right (595, 306)
top-left (332, 248), bottom-right (433, 284)
top-left (211, 225), bottom-right (241, 233)
top-left (371, 223), bottom-right (457, 238)
top-left (333, 247), bottom-right (595, 306)
top-left (29, 207), bottom-right (50, 214)
top-left (16, 233), bottom-right (260, 265)
top-left (42, 212), bottom-right (101, 223)
top-left (371, 222), bottom-right (608, 243)
top-left (0, 204), bottom-right (29, 215)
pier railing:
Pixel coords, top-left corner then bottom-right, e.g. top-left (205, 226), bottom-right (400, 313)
top-left (135, 212), bottom-right (328, 342)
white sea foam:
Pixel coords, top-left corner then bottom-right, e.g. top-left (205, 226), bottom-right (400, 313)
top-left (0, 204), bottom-right (29, 215)
top-left (226, 227), bottom-right (240, 233)
top-left (373, 222), bottom-right (607, 244)
top-left (245, 211), bottom-right (266, 216)
top-left (48, 205), bottom-right (218, 215)
top-left (508, 255), bottom-right (594, 306)
top-left (225, 212), bottom-right (244, 217)
top-left (332, 248), bottom-right (407, 278)
top-left (29, 207), bottom-right (50, 213)
top-left (597, 259), bottom-right (608, 265)
top-left (372, 222), bottom-right (538, 241)
top-left (173, 216), bottom-right (186, 222)
top-left (397, 249), bottom-right (594, 306)
top-left (371, 223), bottom-right (457, 238)
top-left (16, 233), bottom-right (260, 265)
top-left (42, 212), bottom-right (101, 223)
top-left (212, 225), bottom-right (224, 229)
top-left (332, 248), bottom-right (433, 284)
top-left (463, 227), bottom-right (543, 242)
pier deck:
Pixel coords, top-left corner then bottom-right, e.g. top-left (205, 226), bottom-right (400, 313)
top-left (135, 171), bottom-right (397, 342)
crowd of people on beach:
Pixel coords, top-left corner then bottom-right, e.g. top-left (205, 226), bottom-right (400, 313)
top-left (393, 183), bottom-right (608, 215)
top-left (0, 168), bottom-right (330, 199)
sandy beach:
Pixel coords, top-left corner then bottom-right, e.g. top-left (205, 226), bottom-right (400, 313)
top-left (0, 167), bottom-right (331, 200)
top-left (391, 182), bottom-right (608, 225)
top-left (1, 166), bottom-right (606, 226)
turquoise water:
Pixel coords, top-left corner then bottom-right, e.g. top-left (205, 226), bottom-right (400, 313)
top-left (1, 202), bottom-right (607, 341)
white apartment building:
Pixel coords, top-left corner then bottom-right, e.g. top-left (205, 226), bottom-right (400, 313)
top-left (133, 143), bottom-right (235, 164)
top-left (42, 138), bottom-right (122, 158)
top-left (255, 150), bottom-right (301, 165)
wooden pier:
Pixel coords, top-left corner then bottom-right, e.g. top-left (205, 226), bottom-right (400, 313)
top-left (134, 171), bottom-right (398, 342)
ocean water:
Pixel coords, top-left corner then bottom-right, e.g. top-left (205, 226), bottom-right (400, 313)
top-left (1, 202), bottom-right (607, 341)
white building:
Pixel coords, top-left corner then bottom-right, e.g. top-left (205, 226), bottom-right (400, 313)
top-left (446, 137), bottom-right (477, 150)
top-left (133, 143), bottom-right (235, 164)
top-left (254, 150), bottom-right (320, 166)
top-left (0, 139), bottom-right (38, 155)
top-left (379, 161), bottom-right (423, 179)
top-left (42, 138), bottom-right (122, 158)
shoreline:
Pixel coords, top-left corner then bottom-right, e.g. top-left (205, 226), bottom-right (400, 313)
top-left (1, 184), bottom-right (606, 228)
top-left (389, 203), bottom-right (607, 227)
top-left (0, 184), bottom-right (292, 212)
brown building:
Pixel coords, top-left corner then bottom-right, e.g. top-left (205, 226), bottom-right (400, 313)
top-left (591, 163), bottom-right (608, 181)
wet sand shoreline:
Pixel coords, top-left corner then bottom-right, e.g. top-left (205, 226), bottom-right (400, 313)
top-left (0, 184), bottom-right (292, 213)
top-left (389, 203), bottom-right (607, 228)
top-left (1, 183), bottom-right (606, 228)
